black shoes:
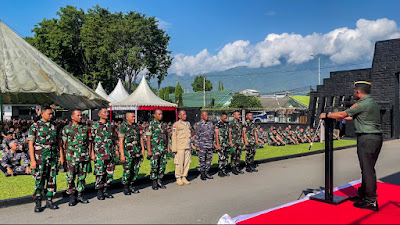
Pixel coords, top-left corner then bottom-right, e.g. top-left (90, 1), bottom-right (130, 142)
top-left (152, 180), bottom-right (159, 190)
top-left (348, 195), bottom-right (363, 202)
top-left (77, 192), bottom-right (89, 204)
top-left (237, 167), bottom-right (244, 174)
top-left (123, 185), bottom-right (131, 195)
top-left (68, 194), bottom-right (77, 207)
top-left (232, 166), bottom-right (239, 175)
top-left (131, 185), bottom-right (140, 194)
top-left (246, 166), bottom-right (253, 173)
top-left (34, 199), bottom-right (42, 213)
top-left (45, 197), bottom-right (59, 210)
top-left (200, 171), bottom-right (207, 180)
top-left (157, 179), bottom-right (166, 189)
top-left (97, 189), bottom-right (105, 200)
top-left (205, 172), bottom-right (213, 179)
top-left (353, 200), bottom-right (379, 211)
top-left (222, 169), bottom-right (230, 177)
top-left (104, 187), bottom-right (114, 198)
top-left (218, 170), bottom-right (224, 177)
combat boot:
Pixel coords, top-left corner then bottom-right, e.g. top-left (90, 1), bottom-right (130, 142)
top-left (200, 171), bottom-right (207, 180)
top-left (77, 192), bottom-right (89, 204)
top-left (251, 163), bottom-right (258, 172)
top-left (68, 194), bottom-right (77, 207)
top-left (45, 197), bottom-right (59, 210)
top-left (97, 189), bottom-right (105, 200)
top-left (205, 172), bottom-right (214, 179)
top-left (130, 184), bottom-right (140, 194)
top-left (34, 199), bottom-right (42, 213)
top-left (104, 187), bottom-right (114, 198)
top-left (218, 169), bottom-right (225, 177)
top-left (222, 169), bottom-right (230, 177)
top-left (157, 179), bottom-right (166, 189)
top-left (246, 165), bottom-right (253, 173)
top-left (152, 180), bottom-right (158, 190)
top-left (123, 185), bottom-right (131, 195)
top-left (232, 166), bottom-right (239, 175)
top-left (237, 167), bottom-right (244, 174)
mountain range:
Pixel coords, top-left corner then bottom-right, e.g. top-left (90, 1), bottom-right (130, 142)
top-left (150, 56), bottom-right (372, 95)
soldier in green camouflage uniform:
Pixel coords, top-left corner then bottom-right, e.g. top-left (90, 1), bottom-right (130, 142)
top-left (146, 109), bottom-right (169, 190)
top-left (229, 111), bottom-right (244, 175)
top-left (214, 112), bottom-right (230, 177)
top-left (90, 108), bottom-right (118, 200)
top-left (243, 112), bottom-right (259, 173)
top-left (28, 106), bottom-right (59, 213)
top-left (60, 109), bottom-right (91, 206)
top-left (119, 111), bottom-right (144, 195)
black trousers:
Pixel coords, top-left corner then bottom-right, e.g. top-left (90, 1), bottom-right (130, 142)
top-left (356, 133), bottom-right (383, 202)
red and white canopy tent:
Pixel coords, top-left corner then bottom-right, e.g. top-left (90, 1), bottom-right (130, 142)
top-left (110, 76), bottom-right (177, 122)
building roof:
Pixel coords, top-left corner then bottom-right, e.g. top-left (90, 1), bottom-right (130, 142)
top-left (259, 96), bottom-right (291, 109)
top-left (107, 79), bottom-right (129, 104)
top-left (169, 90), bottom-right (234, 107)
top-left (112, 76), bottom-right (177, 108)
top-left (0, 21), bottom-right (108, 109)
top-left (290, 95), bottom-right (310, 107)
top-left (259, 95), bottom-right (309, 109)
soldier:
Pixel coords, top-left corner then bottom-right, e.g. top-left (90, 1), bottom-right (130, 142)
top-left (214, 112), bottom-right (230, 177)
top-left (0, 140), bottom-right (31, 176)
top-left (300, 128), bottom-right (312, 143)
top-left (194, 111), bottom-right (215, 180)
top-left (229, 111), bottom-right (244, 175)
top-left (171, 110), bottom-right (192, 186)
top-left (289, 130), bottom-right (300, 145)
top-left (268, 129), bottom-right (283, 146)
top-left (146, 109), bottom-right (170, 190)
top-left (28, 106), bottom-right (59, 213)
top-left (119, 111), bottom-right (145, 195)
top-left (60, 109), bottom-right (91, 206)
top-left (90, 108), bottom-right (118, 200)
top-left (320, 81), bottom-right (382, 211)
top-left (243, 112), bottom-right (259, 173)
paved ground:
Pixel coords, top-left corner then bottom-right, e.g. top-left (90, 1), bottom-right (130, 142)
top-left (1, 140), bottom-right (400, 224)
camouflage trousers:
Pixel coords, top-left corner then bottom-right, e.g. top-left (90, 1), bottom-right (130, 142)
top-left (32, 154), bottom-right (57, 200)
top-left (122, 152), bottom-right (142, 185)
top-left (94, 157), bottom-right (115, 190)
top-left (230, 142), bottom-right (243, 167)
top-left (66, 160), bottom-right (89, 195)
top-left (245, 145), bottom-right (256, 166)
top-left (217, 147), bottom-right (230, 170)
top-left (198, 147), bottom-right (213, 172)
top-left (149, 150), bottom-right (167, 180)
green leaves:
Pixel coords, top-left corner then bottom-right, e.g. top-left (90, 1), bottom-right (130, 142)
top-left (229, 94), bottom-right (262, 108)
top-left (25, 5), bottom-right (172, 93)
top-left (191, 76), bottom-right (213, 92)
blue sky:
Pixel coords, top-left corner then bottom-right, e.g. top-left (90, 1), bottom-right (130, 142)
top-left (1, 0), bottom-right (400, 75)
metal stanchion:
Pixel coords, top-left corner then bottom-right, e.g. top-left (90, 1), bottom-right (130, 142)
top-left (309, 118), bottom-right (348, 205)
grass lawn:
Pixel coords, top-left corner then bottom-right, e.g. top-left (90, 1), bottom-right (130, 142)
top-left (0, 139), bottom-right (356, 200)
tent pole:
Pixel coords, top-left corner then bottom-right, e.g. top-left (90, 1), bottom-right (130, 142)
top-left (135, 108), bottom-right (138, 123)
top-left (175, 108), bottom-right (178, 121)
top-left (110, 106), bottom-right (113, 121)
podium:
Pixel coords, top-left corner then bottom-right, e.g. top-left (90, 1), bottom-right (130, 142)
top-left (309, 118), bottom-right (348, 205)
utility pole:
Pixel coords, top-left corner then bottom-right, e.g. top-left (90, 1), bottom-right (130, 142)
top-left (203, 76), bottom-right (206, 107)
top-left (318, 56), bottom-right (321, 85)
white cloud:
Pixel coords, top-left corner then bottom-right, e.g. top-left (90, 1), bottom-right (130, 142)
top-left (170, 18), bottom-right (400, 76)
top-left (156, 17), bottom-right (171, 30)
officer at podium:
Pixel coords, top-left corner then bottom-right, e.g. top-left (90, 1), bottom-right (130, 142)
top-left (320, 81), bottom-right (382, 212)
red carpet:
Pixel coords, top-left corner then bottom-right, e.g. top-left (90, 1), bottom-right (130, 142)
top-left (227, 181), bottom-right (400, 224)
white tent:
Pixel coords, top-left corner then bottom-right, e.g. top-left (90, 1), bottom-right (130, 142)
top-left (107, 79), bottom-right (129, 104)
top-left (0, 21), bottom-right (108, 109)
top-left (95, 82), bottom-right (109, 100)
top-left (112, 76), bottom-right (177, 108)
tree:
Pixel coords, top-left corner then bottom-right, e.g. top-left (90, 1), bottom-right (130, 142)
top-left (221, 82), bottom-right (224, 91)
top-left (175, 82), bottom-right (184, 107)
top-left (25, 5), bottom-right (172, 93)
top-left (229, 94), bottom-right (262, 108)
top-left (218, 81), bottom-right (221, 91)
top-left (191, 76), bottom-right (212, 92)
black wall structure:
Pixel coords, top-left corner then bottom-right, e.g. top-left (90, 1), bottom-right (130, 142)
top-left (308, 38), bottom-right (400, 139)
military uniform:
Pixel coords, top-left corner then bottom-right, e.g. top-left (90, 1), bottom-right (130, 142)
top-left (229, 119), bottom-right (244, 174)
top-left (345, 94), bottom-right (382, 204)
top-left (215, 119), bottom-right (230, 175)
top-left (171, 120), bottom-right (192, 184)
top-left (243, 119), bottom-right (258, 172)
top-left (0, 150), bottom-right (30, 175)
top-left (119, 122), bottom-right (143, 189)
top-left (61, 123), bottom-right (90, 195)
top-left (28, 120), bottom-right (58, 200)
top-left (267, 131), bottom-right (278, 146)
top-left (146, 119), bottom-right (168, 182)
top-left (90, 121), bottom-right (117, 191)
top-left (194, 119), bottom-right (215, 178)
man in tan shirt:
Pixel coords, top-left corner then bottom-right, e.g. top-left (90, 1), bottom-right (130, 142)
top-left (171, 110), bottom-right (192, 186)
